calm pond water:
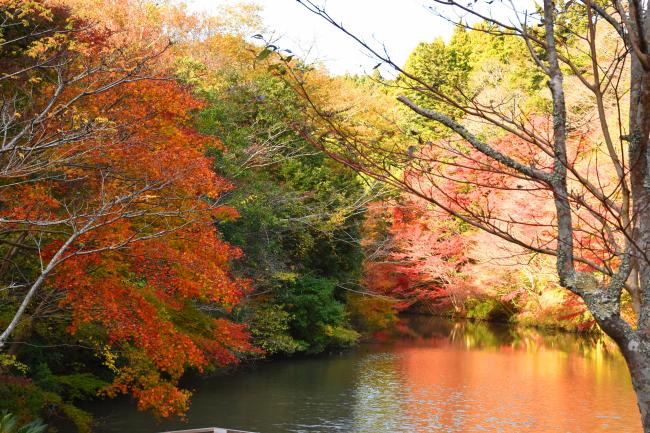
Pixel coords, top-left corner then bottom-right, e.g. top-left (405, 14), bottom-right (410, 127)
top-left (90, 317), bottom-right (641, 433)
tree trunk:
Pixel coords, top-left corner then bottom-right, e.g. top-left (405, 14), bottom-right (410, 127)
top-left (630, 355), bottom-right (650, 431)
top-left (626, 9), bottom-right (650, 429)
top-left (620, 333), bottom-right (650, 432)
top-left (628, 263), bottom-right (642, 318)
top-left (592, 309), bottom-right (649, 431)
top-left (629, 56), bottom-right (650, 331)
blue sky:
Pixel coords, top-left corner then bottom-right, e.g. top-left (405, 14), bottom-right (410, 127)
top-left (187, 0), bottom-right (456, 75)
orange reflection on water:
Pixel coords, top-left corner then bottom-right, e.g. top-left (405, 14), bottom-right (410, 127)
top-left (386, 322), bottom-right (640, 433)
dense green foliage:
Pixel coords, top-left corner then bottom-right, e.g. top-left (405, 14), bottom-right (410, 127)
top-left (276, 275), bottom-right (359, 353)
top-left (192, 53), bottom-right (369, 355)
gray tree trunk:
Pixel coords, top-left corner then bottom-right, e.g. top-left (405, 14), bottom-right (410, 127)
top-left (627, 8), bottom-right (650, 428)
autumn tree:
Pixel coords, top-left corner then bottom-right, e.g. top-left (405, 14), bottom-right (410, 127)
top-left (363, 198), bottom-right (471, 312)
top-left (0, 0), bottom-right (253, 424)
top-left (294, 0), bottom-right (650, 430)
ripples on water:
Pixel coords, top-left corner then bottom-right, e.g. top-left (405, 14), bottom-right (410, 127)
top-left (91, 317), bottom-right (641, 433)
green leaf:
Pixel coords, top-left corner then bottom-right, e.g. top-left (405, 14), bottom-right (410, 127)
top-left (256, 48), bottom-right (272, 61)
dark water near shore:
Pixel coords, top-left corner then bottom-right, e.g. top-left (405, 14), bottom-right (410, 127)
top-left (90, 317), bottom-right (641, 433)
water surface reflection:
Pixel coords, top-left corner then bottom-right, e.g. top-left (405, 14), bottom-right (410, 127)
top-left (92, 317), bottom-right (640, 433)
